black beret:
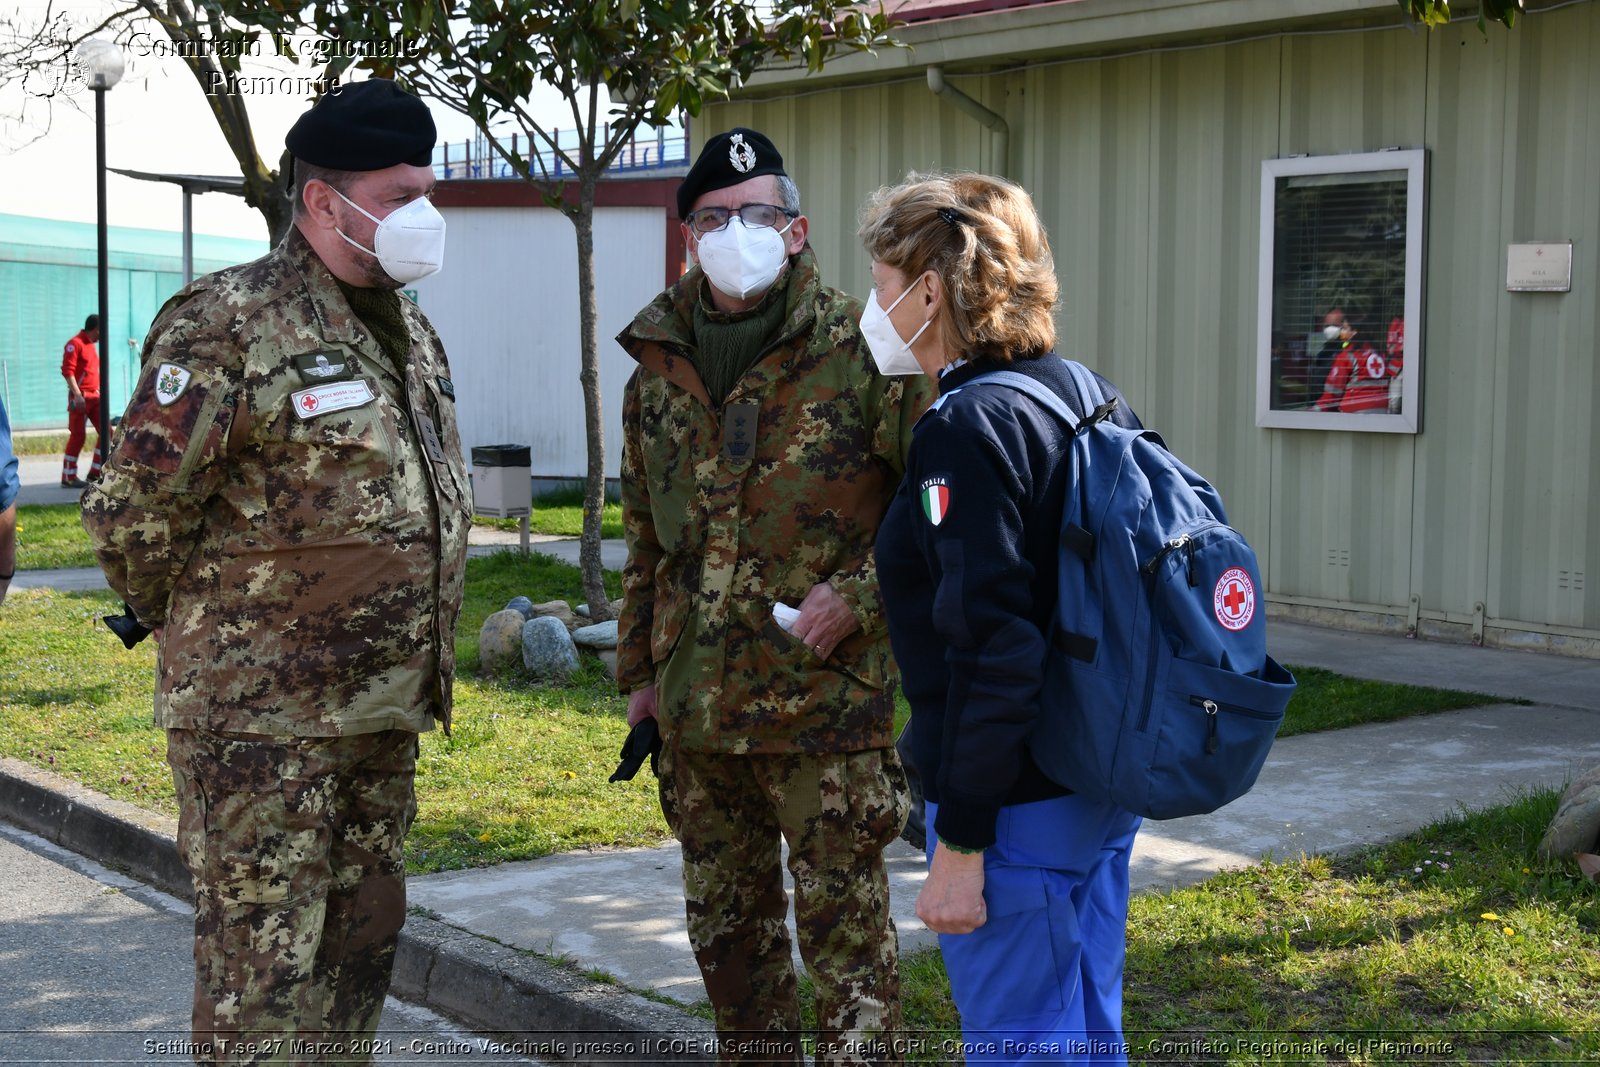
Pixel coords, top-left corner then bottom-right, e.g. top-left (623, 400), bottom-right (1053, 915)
top-left (286, 79), bottom-right (436, 170)
top-left (676, 128), bottom-right (787, 219)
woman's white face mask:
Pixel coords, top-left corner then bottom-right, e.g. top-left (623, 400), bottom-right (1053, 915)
top-left (860, 275), bottom-right (933, 376)
top-left (694, 217), bottom-right (793, 300)
top-left (333, 187), bottom-right (447, 284)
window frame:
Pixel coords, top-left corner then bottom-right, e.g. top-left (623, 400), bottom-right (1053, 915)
top-left (1255, 149), bottom-right (1427, 433)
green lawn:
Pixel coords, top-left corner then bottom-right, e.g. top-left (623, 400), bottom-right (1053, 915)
top-left (9, 431), bottom-right (70, 457)
top-left (1126, 787), bottom-right (1600, 1063)
top-left (0, 555), bottom-right (660, 874)
top-left (474, 484), bottom-right (624, 540)
top-left (863, 790), bottom-right (1599, 1064)
top-left (1279, 665), bottom-right (1518, 736)
top-left (14, 504), bottom-right (98, 571)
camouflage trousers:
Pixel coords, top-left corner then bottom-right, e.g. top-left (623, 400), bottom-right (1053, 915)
top-left (658, 743), bottom-right (910, 1066)
top-left (167, 728), bottom-right (420, 1066)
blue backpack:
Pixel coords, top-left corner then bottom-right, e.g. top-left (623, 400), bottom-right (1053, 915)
top-left (967, 364), bottom-right (1296, 820)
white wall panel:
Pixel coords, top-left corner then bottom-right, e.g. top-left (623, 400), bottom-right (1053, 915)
top-left (411, 206), bottom-right (664, 482)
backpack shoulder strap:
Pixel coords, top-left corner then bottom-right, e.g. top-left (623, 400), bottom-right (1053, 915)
top-left (964, 370), bottom-right (1082, 431)
top-left (1062, 360), bottom-right (1108, 409)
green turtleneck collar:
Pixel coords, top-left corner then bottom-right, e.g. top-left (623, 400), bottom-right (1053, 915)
top-left (336, 279), bottom-right (410, 369)
top-left (691, 274), bottom-right (791, 405)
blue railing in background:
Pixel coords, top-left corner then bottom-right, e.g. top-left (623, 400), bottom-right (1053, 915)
top-left (433, 124), bottom-right (689, 181)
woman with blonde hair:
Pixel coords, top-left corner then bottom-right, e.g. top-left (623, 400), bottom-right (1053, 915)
top-left (860, 172), bottom-right (1144, 1064)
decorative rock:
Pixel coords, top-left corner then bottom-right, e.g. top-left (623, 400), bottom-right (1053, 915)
top-left (529, 600), bottom-right (581, 633)
top-left (572, 620), bottom-right (619, 650)
top-left (1539, 764), bottom-right (1600, 859)
top-left (522, 616), bottom-right (580, 681)
top-left (479, 609), bottom-right (528, 673)
top-left (594, 649), bottom-right (618, 680)
top-left (506, 596), bottom-right (535, 620)
top-left (574, 603), bottom-right (591, 619)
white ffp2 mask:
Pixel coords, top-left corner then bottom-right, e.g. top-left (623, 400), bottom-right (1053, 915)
top-left (694, 217), bottom-right (790, 300)
top-left (334, 188), bottom-right (447, 284)
top-left (860, 279), bottom-right (932, 376)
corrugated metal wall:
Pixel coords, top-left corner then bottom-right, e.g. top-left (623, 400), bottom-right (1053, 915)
top-left (701, 2), bottom-right (1600, 646)
top-left (414, 205), bottom-right (667, 480)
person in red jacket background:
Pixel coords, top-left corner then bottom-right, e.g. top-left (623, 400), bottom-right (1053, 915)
top-left (1314, 315), bottom-right (1399, 414)
top-left (61, 313), bottom-right (103, 488)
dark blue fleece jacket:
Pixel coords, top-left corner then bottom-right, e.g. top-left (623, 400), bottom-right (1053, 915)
top-left (876, 353), bottom-right (1143, 851)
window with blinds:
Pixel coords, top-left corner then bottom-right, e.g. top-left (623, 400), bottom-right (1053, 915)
top-left (1256, 150), bottom-right (1426, 433)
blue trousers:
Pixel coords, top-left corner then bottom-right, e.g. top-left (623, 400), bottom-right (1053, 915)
top-left (924, 796), bottom-right (1141, 1066)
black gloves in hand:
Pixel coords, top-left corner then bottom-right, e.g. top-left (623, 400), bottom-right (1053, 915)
top-left (609, 717), bottom-right (662, 782)
top-left (103, 604), bottom-right (152, 649)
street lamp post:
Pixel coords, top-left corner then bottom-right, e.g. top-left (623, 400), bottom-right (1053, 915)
top-left (76, 39), bottom-right (123, 476)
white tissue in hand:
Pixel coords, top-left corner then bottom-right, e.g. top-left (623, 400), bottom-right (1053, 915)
top-left (772, 603), bottom-right (801, 633)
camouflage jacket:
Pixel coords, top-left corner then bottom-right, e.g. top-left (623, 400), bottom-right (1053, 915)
top-left (616, 249), bottom-right (929, 754)
top-left (81, 230), bottom-right (473, 737)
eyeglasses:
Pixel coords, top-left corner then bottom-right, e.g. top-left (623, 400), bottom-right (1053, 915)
top-left (685, 203), bottom-right (796, 236)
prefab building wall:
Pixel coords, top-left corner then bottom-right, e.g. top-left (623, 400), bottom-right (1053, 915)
top-left (417, 187), bottom-right (676, 485)
top-left (698, 1), bottom-right (1600, 651)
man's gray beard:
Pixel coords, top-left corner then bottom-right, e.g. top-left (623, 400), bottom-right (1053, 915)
top-left (355, 245), bottom-right (402, 290)
top-left (337, 206), bottom-right (404, 289)
top-left (369, 262), bottom-right (405, 290)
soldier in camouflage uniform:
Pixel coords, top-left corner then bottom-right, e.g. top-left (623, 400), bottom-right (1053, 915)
top-left (616, 129), bottom-right (930, 1066)
top-left (81, 81), bottom-right (471, 1064)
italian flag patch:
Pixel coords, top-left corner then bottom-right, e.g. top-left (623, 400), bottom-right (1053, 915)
top-left (920, 477), bottom-right (950, 526)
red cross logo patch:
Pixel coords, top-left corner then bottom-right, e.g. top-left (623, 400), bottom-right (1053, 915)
top-left (1363, 351), bottom-right (1387, 379)
top-left (1213, 567), bottom-right (1255, 631)
top-left (299, 393), bottom-right (319, 413)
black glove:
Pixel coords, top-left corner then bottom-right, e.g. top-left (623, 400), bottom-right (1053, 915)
top-left (103, 604), bottom-right (152, 649)
top-left (609, 718), bottom-right (661, 782)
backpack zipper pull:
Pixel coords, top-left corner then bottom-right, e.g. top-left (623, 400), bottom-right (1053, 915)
top-left (1141, 534), bottom-right (1191, 577)
top-left (1203, 699), bottom-right (1220, 753)
top-left (1185, 537), bottom-right (1198, 587)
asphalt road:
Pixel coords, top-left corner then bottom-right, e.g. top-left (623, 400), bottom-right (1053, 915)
top-left (0, 821), bottom-right (553, 1066)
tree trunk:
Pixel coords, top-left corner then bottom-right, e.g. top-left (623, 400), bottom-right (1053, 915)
top-left (572, 172), bottom-right (613, 622)
top-left (249, 152), bottom-right (295, 246)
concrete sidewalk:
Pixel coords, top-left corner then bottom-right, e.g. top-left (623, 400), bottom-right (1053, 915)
top-left (4, 601), bottom-right (1599, 1057)
top-left (15, 454), bottom-right (87, 506)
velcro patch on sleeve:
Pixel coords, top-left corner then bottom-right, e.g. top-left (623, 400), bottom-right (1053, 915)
top-left (290, 379), bottom-right (376, 420)
top-left (154, 363), bottom-right (194, 406)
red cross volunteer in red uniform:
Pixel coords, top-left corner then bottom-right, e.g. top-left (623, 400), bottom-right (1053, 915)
top-left (61, 313), bottom-right (103, 488)
top-left (1314, 317), bottom-right (1399, 414)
